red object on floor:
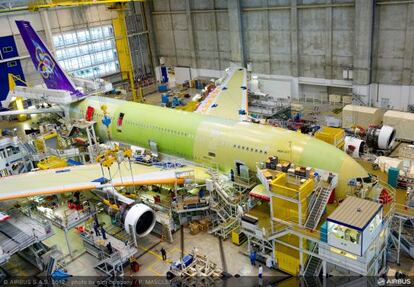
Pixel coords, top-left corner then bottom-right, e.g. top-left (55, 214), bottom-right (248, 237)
top-left (131, 262), bottom-right (140, 272)
top-left (379, 189), bottom-right (393, 204)
top-left (75, 204), bottom-right (83, 210)
top-left (76, 226), bottom-right (85, 233)
top-left (328, 189), bottom-right (335, 204)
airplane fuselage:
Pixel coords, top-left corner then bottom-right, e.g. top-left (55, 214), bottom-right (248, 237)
top-left (70, 96), bottom-right (368, 199)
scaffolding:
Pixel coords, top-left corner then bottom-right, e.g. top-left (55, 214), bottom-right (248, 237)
top-left (0, 209), bottom-right (54, 265)
top-left (206, 170), bottom-right (246, 240)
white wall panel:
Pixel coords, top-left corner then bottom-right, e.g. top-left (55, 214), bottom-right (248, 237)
top-left (0, 17), bottom-right (12, 37)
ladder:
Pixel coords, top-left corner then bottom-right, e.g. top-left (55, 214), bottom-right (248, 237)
top-left (304, 186), bottom-right (333, 230)
top-left (304, 244), bottom-right (323, 277)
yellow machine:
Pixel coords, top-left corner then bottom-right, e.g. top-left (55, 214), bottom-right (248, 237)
top-left (231, 228), bottom-right (247, 246)
top-left (34, 132), bottom-right (60, 153)
top-left (314, 126), bottom-right (345, 149)
top-left (37, 156), bottom-right (68, 170)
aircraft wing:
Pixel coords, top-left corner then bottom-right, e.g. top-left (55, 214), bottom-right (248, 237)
top-left (0, 107), bottom-right (63, 116)
top-left (195, 67), bottom-right (247, 121)
top-left (0, 163), bottom-right (209, 201)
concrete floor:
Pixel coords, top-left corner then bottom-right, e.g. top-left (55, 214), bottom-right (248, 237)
top-left (126, 227), bottom-right (286, 277)
top-left (7, 201), bottom-right (285, 278)
top-left (53, 225), bottom-right (286, 277)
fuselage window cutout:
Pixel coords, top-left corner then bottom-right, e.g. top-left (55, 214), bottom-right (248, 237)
top-left (208, 152), bottom-right (216, 157)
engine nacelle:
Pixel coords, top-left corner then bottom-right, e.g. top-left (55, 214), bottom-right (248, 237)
top-left (366, 125), bottom-right (396, 150)
top-left (344, 136), bottom-right (366, 158)
top-left (124, 203), bottom-right (156, 238)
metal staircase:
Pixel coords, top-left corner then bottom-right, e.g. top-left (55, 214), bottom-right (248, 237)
top-left (304, 186), bottom-right (333, 230)
top-left (95, 251), bottom-right (124, 277)
top-left (304, 244), bottom-right (322, 277)
top-left (352, 93), bottom-right (367, 106)
top-left (208, 169), bottom-right (241, 239)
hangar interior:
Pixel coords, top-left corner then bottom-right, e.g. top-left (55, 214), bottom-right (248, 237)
top-left (0, 0), bottom-right (413, 284)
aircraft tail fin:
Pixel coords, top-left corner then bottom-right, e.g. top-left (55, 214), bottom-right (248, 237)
top-left (15, 20), bottom-right (83, 97)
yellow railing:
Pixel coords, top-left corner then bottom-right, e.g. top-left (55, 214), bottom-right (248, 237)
top-left (28, 0), bottom-right (144, 10)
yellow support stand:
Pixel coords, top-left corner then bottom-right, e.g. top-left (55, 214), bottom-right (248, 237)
top-left (37, 156), bottom-right (68, 170)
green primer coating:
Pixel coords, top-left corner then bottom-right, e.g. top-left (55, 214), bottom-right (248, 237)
top-left (69, 96), bottom-right (368, 199)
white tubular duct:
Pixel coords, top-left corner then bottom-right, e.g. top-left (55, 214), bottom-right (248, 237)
top-left (102, 186), bottom-right (134, 205)
top-left (124, 203), bottom-right (156, 237)
top-left (344, 136), bottom-right (365, 158)
top-left (378, 125), bottom-right (396, 150)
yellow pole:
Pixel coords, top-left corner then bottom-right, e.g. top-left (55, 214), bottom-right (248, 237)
top-left (8, 74), bottom-right (16, 91)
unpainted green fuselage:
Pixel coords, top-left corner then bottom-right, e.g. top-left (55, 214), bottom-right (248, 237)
top-left (69, 96), bottom-right (368, 199)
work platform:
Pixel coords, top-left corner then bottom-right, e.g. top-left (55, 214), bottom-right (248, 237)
top-left (0, 209), bottom-right (54, 265)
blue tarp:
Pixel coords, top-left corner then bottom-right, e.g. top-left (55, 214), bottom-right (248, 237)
top-left (51, 269), bottom-right (72, 280)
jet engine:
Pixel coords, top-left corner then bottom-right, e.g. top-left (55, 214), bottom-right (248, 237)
top-left (366, 125), bottom-right (396, 151)
top-left (344, 136), bottom-right (366, 158)
top-left (124, 203), bottom-right (157, 238)
top-left (99, 187), bottom-right (156, 238)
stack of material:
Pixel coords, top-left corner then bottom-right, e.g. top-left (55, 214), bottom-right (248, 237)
top-left (183, 196), bottom-right (200, 207)
top-left (181, 250), bottom-right (223, 278)
top-left (189, 221), bottom-right (201, 235)
top-left (265, 156), bottom-right (278, 170)
top-left (294, 166), bottom-right (307, 177)
top-left (189, 219), bottom-right (211, 234)
top-left (277, 161), bottom-right (291, 172)
top-left (198, 219), bottom-right (211, 231)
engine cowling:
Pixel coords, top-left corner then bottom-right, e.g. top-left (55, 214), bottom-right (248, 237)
top-left (344, 136), bottom-right (366, 158)
top-left (124, 203), bottom-right (156, 238)
top-left (366, 125), bottom-right (396, 150)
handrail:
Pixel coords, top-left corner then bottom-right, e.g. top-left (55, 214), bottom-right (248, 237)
top-left (303, 243), bottom-right (319, 275)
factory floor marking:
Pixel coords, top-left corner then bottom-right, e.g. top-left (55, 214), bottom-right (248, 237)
top-left (137, 244), bottom-right (173, 276)
top-left (137, 245), bottom-right (173, 264)
top-left (147, 262), bottom-right (163, 276)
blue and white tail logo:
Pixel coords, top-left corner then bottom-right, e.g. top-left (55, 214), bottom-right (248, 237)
top-left (15, 20), bottom-right (84, 97)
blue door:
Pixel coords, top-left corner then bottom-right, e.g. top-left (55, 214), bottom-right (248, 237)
top-left (0, 35), bottom-right (26, 108)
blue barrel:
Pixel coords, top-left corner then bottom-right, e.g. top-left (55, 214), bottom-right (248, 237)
top-left (161, 94), bottom-right (169, 104)
top-left (388, 167), bottom-right (399, 188)
top-left (158, 84), bottom-right (168, 92)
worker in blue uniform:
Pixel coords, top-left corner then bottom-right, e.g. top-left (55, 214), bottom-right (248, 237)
top-left (100, 225), bottom-right (107, 240)
top-left (106, 242), bottom-right (113, 254)
top-left (250, 250), bottom-right (257, 266)
top-left (93, 222), bottom-right (101, 237)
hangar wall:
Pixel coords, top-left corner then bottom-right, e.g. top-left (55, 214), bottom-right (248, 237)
top-left (0, 5), bottom-right (117, 87)
top-left (150, 0), bottom-right (414, 111)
